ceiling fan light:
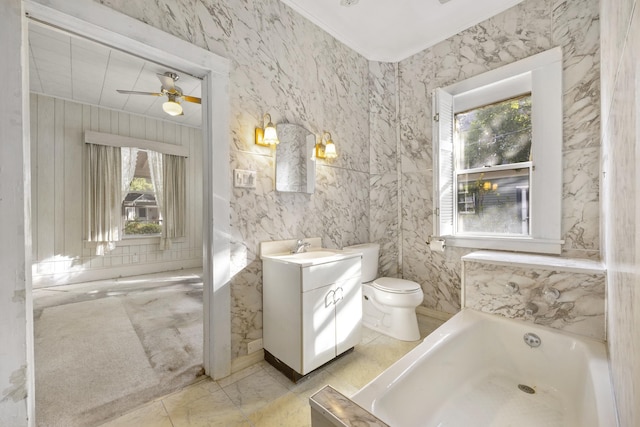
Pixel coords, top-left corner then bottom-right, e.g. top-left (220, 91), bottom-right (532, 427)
top-left (163, 100), bottom-right (183, 116)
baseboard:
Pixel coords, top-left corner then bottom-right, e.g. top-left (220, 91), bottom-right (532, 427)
top-left (32, 258), bottom-right (202, 289)
top-left (416, 306), bottom-right (455, 322)
top-left (33, 259), bottom-right (203, 288)
top-left (231, 350), bottom-right (264, 374)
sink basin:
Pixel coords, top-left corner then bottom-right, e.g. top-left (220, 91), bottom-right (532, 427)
top-left (285, 250), bottom-right (338, 260)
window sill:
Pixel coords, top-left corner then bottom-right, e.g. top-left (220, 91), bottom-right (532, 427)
top-left (120, 236), bottom-right (161, 245)
top-left (444, 235), bottom-right (564, 255)
top-left (84, 237), bottom-right (184, 248)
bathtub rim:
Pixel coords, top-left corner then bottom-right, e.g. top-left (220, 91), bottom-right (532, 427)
top-left (351, 308), bottom-right (617, 427)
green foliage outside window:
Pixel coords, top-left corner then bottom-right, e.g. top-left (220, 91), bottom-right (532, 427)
top-left (129, 177), bottom-right (154, 191)
top-left (457, 95), bottom-right (532, 169)
top-left (124, 220), bottom-right (162, 235)
top-left (455, 95), bottom-right (532, 235)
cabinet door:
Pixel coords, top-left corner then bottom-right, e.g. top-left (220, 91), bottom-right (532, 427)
top-left (262, 260), bottom-right (303, 371)
top-left (335, 277), bottom-right (362, 356)
top-left (301, 285), bottom-right (336, 374)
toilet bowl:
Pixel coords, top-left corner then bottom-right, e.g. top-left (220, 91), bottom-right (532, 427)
top-left (344, 243), bottom-right (424, 341)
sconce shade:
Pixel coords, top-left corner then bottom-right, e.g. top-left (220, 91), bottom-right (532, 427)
top-left (256, 113), bottom-right (279, 146)
top-left (316, 131), bottom-right (338, 159)
top-left (324, 140), bottom-right (337, 158)
top-left (263, 122), bottom-right (279, 145)
top-left (163, 100), bottom-right (183, 116)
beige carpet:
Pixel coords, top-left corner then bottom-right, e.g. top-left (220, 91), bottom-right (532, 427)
top-left (34, 273), bottom-right (204, 427)
top-left (36, 298), bottom-right (158, 426)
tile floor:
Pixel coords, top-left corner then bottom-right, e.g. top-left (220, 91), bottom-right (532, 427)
top-left (99, 316), bottom-right (444, 427)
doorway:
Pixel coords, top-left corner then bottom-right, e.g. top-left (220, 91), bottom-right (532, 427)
top-left (23, 0), bottom-right (232, 423)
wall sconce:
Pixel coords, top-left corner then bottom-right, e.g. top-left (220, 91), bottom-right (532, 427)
top-left (255, 113), bottom-right (279, 146)
top-left (162, 93), bottom-right (183, 116)
top-left (315, 132), bottom-right (338, 159)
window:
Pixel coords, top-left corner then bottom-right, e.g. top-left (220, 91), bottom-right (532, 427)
top-left (432, 47), bottom-right (563, 254)
top-left (85, 131), bottom-right (188, 253)
top-left (122, 150), bottom-right (162, 236)
top-left (455, 94), bottom-right (531, 235)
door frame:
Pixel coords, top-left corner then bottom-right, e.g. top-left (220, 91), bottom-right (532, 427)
top-left (23, 0), bottom-right (232, 380)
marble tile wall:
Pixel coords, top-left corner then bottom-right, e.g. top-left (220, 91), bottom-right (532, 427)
top-left (396, 0), bottom-right (601, 315)
top-left (462, 255), bottom-right (606, 341)
top-left (600, 0), bottom-right (640, 425)
top-left (99, 0), bottom-right (371, 359)
top-left (369, 61), bottom-right (399, 278)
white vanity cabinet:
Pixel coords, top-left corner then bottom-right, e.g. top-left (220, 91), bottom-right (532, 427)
top-left (262, 253), bottom-right (362, 381)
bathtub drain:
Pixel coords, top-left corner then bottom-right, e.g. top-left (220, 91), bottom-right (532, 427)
top-left (518, 384), bottom-right (536, 394)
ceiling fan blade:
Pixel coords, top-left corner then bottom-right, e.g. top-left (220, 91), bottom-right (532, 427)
top-left (116, 89), bottom-right (163, 96)
top-left (182, 95), bottom-right (201, 104)
top-left (157, 73), bottom-right (176, 92)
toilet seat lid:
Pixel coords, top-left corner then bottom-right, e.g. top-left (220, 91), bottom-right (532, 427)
top-left (372, 277), bottom-right (421, 293)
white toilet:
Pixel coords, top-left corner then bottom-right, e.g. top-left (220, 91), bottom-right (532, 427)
top-left (344, 243), bottom-right (424, 341)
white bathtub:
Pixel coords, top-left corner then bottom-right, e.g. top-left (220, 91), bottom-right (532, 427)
top-left (352, 309), bottom-right (617, 427)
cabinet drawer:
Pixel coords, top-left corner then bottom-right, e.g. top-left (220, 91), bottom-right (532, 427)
top-left (302, 256), bottom-right (361, 292)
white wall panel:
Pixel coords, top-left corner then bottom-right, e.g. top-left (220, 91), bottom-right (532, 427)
top-left (53, 98), bottom-right (65, 259)
top-left (36, 95), bottom-right (55, 268)
top-left (64, 101), bottom-right (83, 258)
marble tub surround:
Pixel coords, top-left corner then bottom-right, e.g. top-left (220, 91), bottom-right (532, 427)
top-left (310, 386), bottom-right (389, 427)
top-left (462, 251), bottom-right (606, 340)
top-left (462, 250), bottom-right (606, 274)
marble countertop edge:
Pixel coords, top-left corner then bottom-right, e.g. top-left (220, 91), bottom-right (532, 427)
top-left (461, 250), bottom-right (605, 274)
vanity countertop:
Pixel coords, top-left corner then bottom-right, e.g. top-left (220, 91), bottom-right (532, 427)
top-left (260, 237), bottom-right (361, 267)
top-left (261, 248), bottom-right (361, 267)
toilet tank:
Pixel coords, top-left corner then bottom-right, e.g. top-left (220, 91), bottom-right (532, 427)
top-left (343, 243), bottom-right (380, 283)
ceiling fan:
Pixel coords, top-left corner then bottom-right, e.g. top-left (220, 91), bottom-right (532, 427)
top-left (116, 72), bottom-right (201, 116)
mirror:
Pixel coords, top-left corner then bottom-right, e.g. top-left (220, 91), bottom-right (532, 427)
top-left (275, 123), bottom-right (316, 193)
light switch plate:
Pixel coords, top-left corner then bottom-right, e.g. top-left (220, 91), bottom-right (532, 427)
top-left (234, 169), bottom-right (257, 188)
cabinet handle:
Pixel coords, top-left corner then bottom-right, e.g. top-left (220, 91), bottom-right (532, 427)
top-left (333, 287), bottom-right (344, 304)
top-left (325, 290), bottom-right (335, 308)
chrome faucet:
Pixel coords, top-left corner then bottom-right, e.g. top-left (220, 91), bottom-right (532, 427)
top-left (293, 239), bottom-right (311, 253)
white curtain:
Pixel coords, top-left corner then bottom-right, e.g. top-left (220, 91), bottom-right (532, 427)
top-left (147, 150), bottom-right (167, 249)
top-left (162, 154), bottom-right (186, 247)
top-left (121, 147), bottom-right (139, 203)
top-left (85, 143), bottom-right (122, 255)
top-left (148, 151), bottom-right (186, 250)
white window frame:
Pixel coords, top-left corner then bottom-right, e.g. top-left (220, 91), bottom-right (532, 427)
top-left (433, 47), bottom-right (564, 254)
